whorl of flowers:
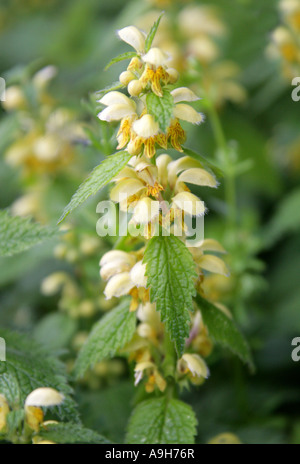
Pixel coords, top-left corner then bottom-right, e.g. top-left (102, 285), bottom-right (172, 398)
top-left (97, 21), bottom-right (230, 391)
top-left (98, 25), bottom-right (204, 159)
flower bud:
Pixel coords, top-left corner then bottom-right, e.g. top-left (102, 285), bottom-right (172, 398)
top-left (119, 71), bottom-right (135, 86)
top-left (128, 79), bottom-right (143, 97)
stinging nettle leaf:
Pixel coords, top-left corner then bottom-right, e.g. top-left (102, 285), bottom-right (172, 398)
top-left (38, 422), bottom-right (110, 444)
top-left (58, 151), bottom-right (131, 223)
top-left (147, 90), bottom-right (174, 133)
top-left (145, 13), bottom-right (164, 53)
top-left (0, 210), bottom-right (59, 258)
top-left (74, 299), bottom-right (136, 378)
top-left (144, 235), bottom-right (197, 356)
top-left (195, 294), bottom-right (254, 371)
top-left (105, 52), bottom-right (138, 71)
top-left (126, 397), bottom-right (197, 444)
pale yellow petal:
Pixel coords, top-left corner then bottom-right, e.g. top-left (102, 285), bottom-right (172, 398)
top-left (198, 255), bottom-right (230, 276)
top-left (172, 191), bottom-right (205, 216)
top-left (177, 167), bottom-right (217, 188)
top-left (104, 272), bottom-right (134, 299)
top-left (110, 178), bottom-right (145, 202)
top-left (174, 104), bottom-right (205, 125)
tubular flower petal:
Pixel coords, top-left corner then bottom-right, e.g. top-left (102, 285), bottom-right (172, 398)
top-left (197, 255), bottom-right (230, 276)
top-left (110, 178), bottom-right (146, 203)
top-left (174, 104), bottom-right (205, 125)
top-left (100, 250), bottom-right (136, 267)
top-left (181, 354), bottom-right (210, 379)
top-left (35, 441), bottom-right (56, 445)
top-left (142, 48), bottom-right (169, 67)
top-left (156, 154), bottom-right (172, 188)
top-left (171, 87), bottom-right (200, 103)
top-left (98, 92), bottom-right (137, 122)
top-left (172, 191), bottom-right (206, 216)
top-left (130, 261), bottom-right (148, 288)
top-left (131, 197), bottom-right (160, 225)
top-left (100, 253), bottom-right (137, 281)
top-left (196, 239), bottom-right (227, 254)
top-left (0, 395), bottom-right (9, 432)
top-left (132, 115), bottom-right (159, 139)
top-left (26, 407), bottom-right (44, 432)
top-left (25, 388), bottom-right (64, 407)
top-left (177, 168), bottom-right (217, 188)
top-left (99, 91), bottom-right (136, 106)
top-left (104, 272), bottom-right (135, 299)
top-left (98, 104), bottom-right (136, 122)
top-left (208, 433), bottom-right (242, 445)
top-left (118, 26), bottom-right (146, 53)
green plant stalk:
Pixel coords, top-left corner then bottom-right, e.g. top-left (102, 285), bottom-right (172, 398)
top-left (206, 99), bottom-right (238, 232)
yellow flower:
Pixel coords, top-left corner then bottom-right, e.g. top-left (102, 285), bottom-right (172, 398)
top-left (208, 433), bottom-right (242, 444)
top-left (134, 361), bottom-right (167, 393)
top-left (25, 388), bottom-right (65, 408)
top-left (0, 395), bottom-right (9, 433)
top-left (177, 353), bottom-right (209, 385)
top-left (98, 91), bottom-right (137, 122)
top-left (118, 26), bottom-right (146, 53)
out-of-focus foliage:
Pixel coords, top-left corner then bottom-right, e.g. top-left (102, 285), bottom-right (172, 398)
top-left (0, 0), bottom-right (300, 444)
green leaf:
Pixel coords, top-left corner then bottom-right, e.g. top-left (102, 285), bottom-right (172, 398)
top-left (105, 52), bottom-right (137, 71)
top-left (195, 294), bottom-right (254, 371)
top-left (145, 13), bottom-right (164, 53)
top-left (0, 329), bottom-right (79, 422)
top-left (0, 210), bottom-right (58, 258)
top-left (263, 188), bottom-right (300, 248)
top-left (146, 90), bottom-right (174, 133)
top-left (144, 235), bottom-right (197, 356)
top-left (58, 151), bottom-right (131, 223)
top-left (74, 299), bottom-right (136, 378)
top-left (126, 397), bottom-right (197, 444)
top-left (37, 422), bottom-right (110, 444)
top-left (183, 147), bottom-right (224, 178)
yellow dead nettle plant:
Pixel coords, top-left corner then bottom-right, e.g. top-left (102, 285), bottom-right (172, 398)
top-left (95, 20), bottom-right (230, 392)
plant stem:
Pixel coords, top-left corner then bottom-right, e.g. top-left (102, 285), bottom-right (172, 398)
top-left (206, 99), bottom-right (237, 232)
